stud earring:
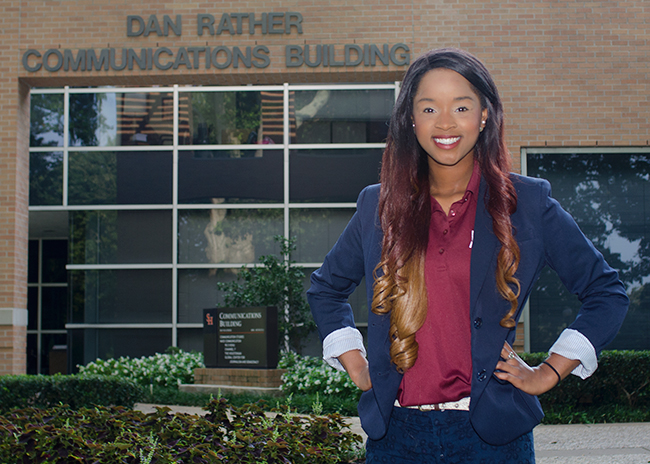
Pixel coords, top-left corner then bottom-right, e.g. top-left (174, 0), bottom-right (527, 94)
top-left (412, 123), bottom-right (416, 128)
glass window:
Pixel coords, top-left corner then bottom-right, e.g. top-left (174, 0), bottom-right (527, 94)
top-left (28, 240), bottom-right (39, 283)
top-left (30, 152), bottom-right (63, 206)
top-left (178, 150), bottom-right (283, 204)
top-left (28, 286), bottom-right (38, 331)
top-left (291, 89), bottom-right (393, 144)
top-left (70, 210), bottom-right (172, 265)
top-left (179, 91), bottom-right (283, 145)
top-left (29, 83), bottom-right (398, 366)
top-left (69, 269), bottom-right (172, 324)
top-left (42, 239), bottom-right (68, 283)
top-left (68, 151), bottom-right (172, 205)
top-left (41, 286), bottom-right (67, 330)
top-left (177, 328), bottom-right (203, 353)
top-left (289, 148), bottom-right (382, 202)
top-left (177, 268), bottom-right (241, 324)
top-left (41, 333), bottom-right (67, 375)
top-left (27, 333), bottom-right (38, 375)
top-left (69, 328), bottom-right (171, 367)
top-left (178, 209), bottom-right (283, 264)
top-left (30, 93), bottom-right (64, 147)
top-left (289, 209), bottom-right (355, 263)
top-left (526, 152), bottom-right (650, 351)
top-left (69, 92), bottom-right (173, 147)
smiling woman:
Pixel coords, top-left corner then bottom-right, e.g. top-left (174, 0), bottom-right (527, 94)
top-left (307, 48), bottom-right (629, 463)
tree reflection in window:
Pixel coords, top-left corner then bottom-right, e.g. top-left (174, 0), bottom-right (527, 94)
top-left (30, 94), bottom-right (63, 147)
top-left (182, 91), bottom-right (283, 146)
top-left (527, 153), bottom-right (650, 350)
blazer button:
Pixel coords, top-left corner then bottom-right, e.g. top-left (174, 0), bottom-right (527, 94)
top-left (477, 369), bottom-right (487, 382)
top-left (473, 317), bottom-right (483, 329)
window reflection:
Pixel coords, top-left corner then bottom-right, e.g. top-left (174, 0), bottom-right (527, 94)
top-left (69, 92), bottom-right (173, 146)
top-left (178, 209), bottom-right (282, 264)
top-left (69, 269), bottom-right (172, 324)
top-left (30, 152), bottom-right (63, 206)
top-left (178, 150), bottom-right (283, 204)
top-left (291, 89), bottom-right (393, 144)
top-left (68, 151), bottom-right (172, 205)
top-left (70, 210), bottom-right (172, 265)
top-left (527, 153), bottom-right (650, 351)
top-left (289, 209), bottom-right (355, 263)
top-left (30, 93), bottom-right (64, 147)
top-left (177, 269), bottom-right (240, 324)
top-left (69, 328), bottom-right (171, 366)
top-left (180, 91), bottom-right (283, 145)
top-left (290, 148), bottom-right (382, 202)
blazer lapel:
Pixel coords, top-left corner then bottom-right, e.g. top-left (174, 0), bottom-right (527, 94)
top-left (470, 178), bottom-right (499, 315)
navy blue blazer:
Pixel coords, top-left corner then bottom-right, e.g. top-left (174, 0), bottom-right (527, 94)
top-left (308, 174), bottom-right (629, 446)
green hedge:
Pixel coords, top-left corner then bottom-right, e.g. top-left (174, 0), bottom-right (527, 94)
top-left (0, 374), bottom-right (145, 412)
top-left (520, 350), bottom-right (650, 409)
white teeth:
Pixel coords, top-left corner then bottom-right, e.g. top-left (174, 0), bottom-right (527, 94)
top-left (434, 137), bottom-right (460, 145)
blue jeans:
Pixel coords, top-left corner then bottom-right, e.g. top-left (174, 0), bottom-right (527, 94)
top-left (365, 406), bottom-right (535, 463)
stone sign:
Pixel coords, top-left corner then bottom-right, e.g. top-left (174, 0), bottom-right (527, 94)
top-left (203, 306), bottom-right (278, 368)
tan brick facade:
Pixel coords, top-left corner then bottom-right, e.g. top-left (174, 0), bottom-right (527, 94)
top-left (0, 323), bottom-right (27, 375)
top-left (2, 0), bottom-right (649, 373)
top-left (194, 367), bottom-right (286, 388)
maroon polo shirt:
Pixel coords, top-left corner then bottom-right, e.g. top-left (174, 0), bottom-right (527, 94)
top-left (397, 161), bottom-right (480, 406)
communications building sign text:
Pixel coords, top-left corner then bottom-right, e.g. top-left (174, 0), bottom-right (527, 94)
top-left (22, 13), bottom-right (411, 73)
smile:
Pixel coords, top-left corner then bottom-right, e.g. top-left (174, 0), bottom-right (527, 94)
top-left (433, 137), bottom-right (461, 145)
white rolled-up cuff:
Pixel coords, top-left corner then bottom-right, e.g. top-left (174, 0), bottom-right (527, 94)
top-left (549, 328), bottom-right (598, 379)
top-left (322, 326), bottom-right (366, 371)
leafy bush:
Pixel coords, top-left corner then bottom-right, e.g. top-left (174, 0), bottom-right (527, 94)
top-left (217, 236), bottom-right (316, 352)
top-left (77, 347), bottom-right (204, 387)
top-left (279, 351), bottom-right (361, 400)
top-left (0, 375), bottom-right (144, 412)
top-left (0, 399), bottom-right (363, 463)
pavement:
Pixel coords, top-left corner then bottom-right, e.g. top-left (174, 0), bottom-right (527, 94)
top-left (134, 404), bottom-right (650, 463)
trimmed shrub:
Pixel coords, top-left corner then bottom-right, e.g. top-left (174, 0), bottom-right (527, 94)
top-left (0, 374), bottom-right (144, 412)
top-left (520, 350), bottom-right (650, 409)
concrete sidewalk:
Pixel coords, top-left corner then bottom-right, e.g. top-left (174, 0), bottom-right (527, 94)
top-left (533, 422), bottom-right (650, 464)
top-left (134, 404), bottom-right (650, 463)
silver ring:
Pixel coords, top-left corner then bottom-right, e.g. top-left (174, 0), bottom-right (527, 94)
top-left (508, 351), bottom-right (516, 360)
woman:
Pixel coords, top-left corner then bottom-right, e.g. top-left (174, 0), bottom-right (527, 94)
top-left (307, 48), bottom-right (628, 463)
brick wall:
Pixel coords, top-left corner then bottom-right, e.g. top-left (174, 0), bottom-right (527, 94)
top-left (1, 0), bottom-right (649, 373)
top-left (0, 2), bottom-right (30, 375)
top-left (194, 368), bottom-right (286, 388)
top-left (0, 324), bottom-right (27, 375)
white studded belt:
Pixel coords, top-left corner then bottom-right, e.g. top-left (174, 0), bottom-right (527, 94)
top-left (394, 397), bottom-right (470, 412)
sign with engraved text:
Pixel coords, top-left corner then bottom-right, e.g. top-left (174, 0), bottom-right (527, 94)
top-left (203, 306), bottom-right (278, 368)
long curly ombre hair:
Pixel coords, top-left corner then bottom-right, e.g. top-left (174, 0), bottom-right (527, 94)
top-left (372, 48), bottom-right (520, 373)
